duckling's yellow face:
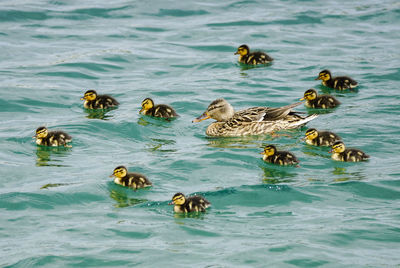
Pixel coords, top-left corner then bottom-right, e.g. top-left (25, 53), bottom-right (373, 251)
top-left (112, 166), bottom-right (127, 178)
top-left (305, 129), bottom-right (318, 140)
top-left (235, 45), bottom-right (249, 56)
top-left (331, 142), bottom-right (345, 153)
top-left (316, 71), bottom-right (331, 81)
top-left (81, 90), bottom-right (97, 101)
top-left (172, 193), bottom-right (186, 205)
top-left (262, 145), bottom-right (276, 156)
top-left (301, 89), bottom-right (317, 101)
top-left (36, 128), bottom-right (48, 139)
top-left (140, 98), bottom-right (154, 113)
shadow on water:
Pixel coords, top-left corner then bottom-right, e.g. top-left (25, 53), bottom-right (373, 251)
top-left (331, 165), bottom-right (367, 182)
top-left (109, 189), bottom-right (148, 208)
top-left (35, 145), bottom-right (72, 167)
top-left (84, 108), bottom-right (116, 120)
top-left (173, 211), bottom-right (208, 220)
top-left (259, 163), bottom-right (298, 184)
top-left (205, 134), bottom-right (282, 149)
top-left (137, 116), bottom-right (177, 128)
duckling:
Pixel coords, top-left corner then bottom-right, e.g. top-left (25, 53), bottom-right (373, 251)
top-left (330, 141), bottom-right (369, 162)
top-left (193, 98), bottom-right (318, 137)
top-left (315, 69), bottom-right (358, 90)
top-left (110, 166), bottom-right (152, 189)
top-left (261, 145), bottom-right (299, 166)
top-left (234, 44), bottom-right (273, 65)
top-left (300, 88), bottom-right (340, 109)
top-left (304, 128), bottom-right (341, 146)
top-left (140, 98), bottom-right (178, 118)
top-left (80, 90), bottom-right (119, 109)
top-left (34, 126), bottom-right (72, 147)
top-left (170, 192), bottom-right (211, 213)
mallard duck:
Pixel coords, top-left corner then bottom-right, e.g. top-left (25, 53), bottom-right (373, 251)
top-left (234, 44), bottom-right (273, 65)
top-left (304, 128), bottom-right (341, 146)
top-left (330, 141), bottom-right (369, 162)
top-left (34, 126), bottom-right (72, 147)
top-left (80, 90), bottom-right (119, 109)
top-left (261, 144), bottom-right (299, 166)
top-left (110, 166), bottom-right (152, 189)
top-left (169, 192), bottom-right (211, 213)
top-left (140, 98), bottom-right (178, 118)
top-left (193, 98), bottom-right (318, 137)
top-left (315, 70), bottom-right (358, 90)
top-left (300, 88), bottom-right (340, 109)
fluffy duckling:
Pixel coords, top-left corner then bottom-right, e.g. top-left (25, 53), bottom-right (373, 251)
top-left (170, 192), bottom-right (211, 213)
top-left (330, 141), bottom-right (369, 162)
top-left (315, 70), bottom-right (358, 90)
top-left (261, 145), bottom-right (299, 166)
top-left (193, 98), bottom-right (318, 137)
top-left (300, 88), bottom-right (340, 109)
top-left (110, 166), bottom-right (152, 189)
top-left (235, 44), bottom-right (273, 65)
top-left (34, 126), bottom-right (72, 147)
top-left (304, 128), bottom-right (341, 146)
top-left (80, 90), bottom-right (119, 109)
top-left (140, 98), bottom-right (178, 118)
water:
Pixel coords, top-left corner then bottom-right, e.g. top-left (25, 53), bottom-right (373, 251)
top-left (1, 0), bottom-right (400, 266)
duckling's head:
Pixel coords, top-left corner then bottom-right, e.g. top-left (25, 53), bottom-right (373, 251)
top-left (81, 90), bottom-right (97, 101)
top-left (315, 70), bottom-right (331, 81)
top-left (330, 141), bottom-right (346, 153)
top-left (171, 192), bottom-right (186, 205)
top-left (300, 89), bottom-right (318, 101)
top-left (305, 128), bottom-right (319, 140)
top-left (234, 44), bottom-right (250, 56)
top-left (111, 166), bottom-right (128, 178)
top-left (193, 98), bottom-right (235, 122)
top-left (140, 98), bottom-right (154, 113)
top-left (35, 126), bottom-right (48, 139)
top-left (261, 144), bottom-right (277, 156)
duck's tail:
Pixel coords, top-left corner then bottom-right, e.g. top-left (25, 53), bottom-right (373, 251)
top-left (291, 113), bottom-right (319, 127)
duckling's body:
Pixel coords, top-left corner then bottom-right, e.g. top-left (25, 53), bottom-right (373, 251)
top-left (315, 70), bottom-right (358, 90)
top-left (301, 89), bottom-right (340, 109)
top-left (140, 98), bottom-right (178, 118)
top-left (261, 145), bottom-right (299, 166)
top-left (193, 98), bottom-right (318, 137)
top-left (81, 90), bottom-right (119, 109)
top-left (35, 127), bottom-right (72, 147)
top-left (171, 193), bottom-right (211, 213)
top-left (235, 44), bottom-right (273, 65)
top-left (110, 166), bottom-right (152, 189)
top-left (304, 128), bottom-right (341, 146)
top-left (330, 141), bottom-right (369, 162)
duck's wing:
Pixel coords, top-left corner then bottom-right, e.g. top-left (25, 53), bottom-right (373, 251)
top-left (234, 102), bottom-right (303, 122)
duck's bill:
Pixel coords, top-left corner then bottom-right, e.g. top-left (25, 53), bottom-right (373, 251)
top-left (299, 97), bottom-right (306, 101)
top-left (234, 52), bottom-right (239, 55)
top-left (109, 174), bottom-right (115, 178)
top-left (168, 201), bottom-right (174, 205)
top-left (314, 76), bottom-right (322, 80)
top-left (260, 151), bottom-right (266, 155)
top-left (328, 149), bottom-right (333, 153)
top-left (192, 112), bottom-right (210, 123)
top-left (139, 108), bottom-right (144, 114)
top-left (80, 97), bottom-right (86, 100)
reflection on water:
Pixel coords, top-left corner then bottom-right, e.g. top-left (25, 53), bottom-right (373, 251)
top-left (331, 166), bottom-right (367, 182)
top-left (109, 189), bottom-right (148, 208)
top-left (173, 211), bottom-right (207, 220)
top-left (319, 85), bottom-right (359, 95)
top-left (35, 146), bottom-right (72, 167)
top-left (84, 108), bottom-right (115, 120)
top-left (260, 163), bottom-right (298, 184)
top-left (206, 135), bottom-right (277, 149)
top-left (137, 116), bottom-right (177, 128)
top-left (239, 62), bottom-right (272, 72)
top-left (302, 144), bottom-right (331, 159)
top-left (40, 183), bottom-right (75, 189)
top-left (146, 138), bottom-right (177, 153)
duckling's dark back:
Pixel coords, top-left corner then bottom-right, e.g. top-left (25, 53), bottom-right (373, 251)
top-left (85, 94), bottom-right (119, 109)
top-left (151, 104), bottom-right (178, 118)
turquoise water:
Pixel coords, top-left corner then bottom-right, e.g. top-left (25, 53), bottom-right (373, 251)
top-left (1, 0), bottom-right (400, 266)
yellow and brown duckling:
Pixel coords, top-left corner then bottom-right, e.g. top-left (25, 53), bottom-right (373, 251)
top-left (315, 69), bottom-right (358, 90)
top-left (330, 141), bottom-right (369, 162)
top-left (261, 144), bottom-right (299, 166)
top-left (193, 98), bottom-right (318, 137)
top-left (304, 128), bottom-right (341, 146)
top-left (235, 44), bottom-right (273, 65)
top-left (110, 166), bottom-right (152, 189)
top-left (170, 192), bottom-right (211, 213)
top-left (34, 126), bottom-right (72, 147)
top-left (140, 98), bottom-right (178, 119)
top-left (80, 90), bottom-right (119, 109)
top-left (300, 88), bottom-right (340, 109)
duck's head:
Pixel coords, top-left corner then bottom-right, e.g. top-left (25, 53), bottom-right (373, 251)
top-left (330, 141), bottom-right (345, 153)
top-left (234, 44), bottom-right (250, 56)
top-left (261, 144), bottom-right (277, 157)
top-left (315, 70), bottom-right (331, 81)
top-left (193, 98), bottom-right (235, 122)
top-left (140, 98), bottom-right (154, 114)
top-left (170, 192), bottom-right (186, 205)
top-left (110, 165), bottom-right (128, 178)
top-left (35, 126), bottom-right (48, 139)
top-left (81, 90), bottom-right (97, 101)
top-left (305, 128), bottom-right (319, 140)
top-left (300, 89), bottom-right (318, 101)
